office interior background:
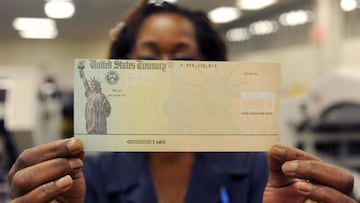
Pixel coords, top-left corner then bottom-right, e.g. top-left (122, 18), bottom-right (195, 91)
top-left (1, 0), bottom-right (360, 200)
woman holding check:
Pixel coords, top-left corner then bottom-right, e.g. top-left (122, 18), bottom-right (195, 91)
top-left (8, 1), bottom-right (356, 202)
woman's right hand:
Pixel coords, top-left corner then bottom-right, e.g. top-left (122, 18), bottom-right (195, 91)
top-left (8, 138), bottom-right (85, 203)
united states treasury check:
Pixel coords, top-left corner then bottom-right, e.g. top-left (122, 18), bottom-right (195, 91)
top-left (74, 59), bottom-right (280, 151)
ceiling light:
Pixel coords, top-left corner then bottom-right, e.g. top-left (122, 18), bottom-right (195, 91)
top-left (238, 0), bottom-right (278, 10)
top-left (164, 0), bottom-right (178, 3)
top-left (340, 0), bottom-right (358, 11)
top-left (45, 0), bottom-right (75, 19)
top-left (148, 0), bottom-right (178, 5)
top-left (13, 17), bottom-right (58, 39)
top-left (226, 27), bottom-right (251, 42)
top-left (13, 17), bottom-right (56, 32)
top-left (19, 29), bottom-right (58, 39)
top-left (249, 20), bottom-right (279, 35)
top-left (279, 10), bottom-right (313, 26)
top-left (208, 7), bottom-right (241, 24)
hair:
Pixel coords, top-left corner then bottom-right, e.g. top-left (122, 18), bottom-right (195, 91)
top-left (109, 0), bottom-right (227, 61)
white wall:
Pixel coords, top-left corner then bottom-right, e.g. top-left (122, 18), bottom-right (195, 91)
top-left (0, 38), bottom-right (111, 91)
top-left (342, 37), bottom-right (360, 68)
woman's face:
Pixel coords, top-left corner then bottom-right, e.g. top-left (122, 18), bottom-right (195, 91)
top-left (128, 13), bottom-right (202, 60)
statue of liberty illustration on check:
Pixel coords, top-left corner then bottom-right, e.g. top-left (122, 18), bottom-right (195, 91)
top-left (78, 61), bottom-right (111, 134)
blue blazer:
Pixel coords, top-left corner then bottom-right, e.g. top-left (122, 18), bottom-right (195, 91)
top-left (83, 152), bottom-right (268, 203)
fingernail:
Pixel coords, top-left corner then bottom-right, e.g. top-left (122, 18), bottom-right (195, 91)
top-left (67, 138), bottom-right (83, 154)
top-left (282, 161), bottom-right (299, 174)
top-left (271, 145), bottom-right (285, 157)
top-left (69, 159), bottom-right (83, 169)
top-left (55, 175), bottom-right (73, 190)
top-left (296, 181), bottom-right (314, 193)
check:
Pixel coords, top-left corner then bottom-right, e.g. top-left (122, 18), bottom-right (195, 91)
top-left (74, 59), bottom-right (280, 151)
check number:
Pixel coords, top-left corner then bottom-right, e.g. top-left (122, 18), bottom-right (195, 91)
top-left (240, 92), bottom-right (275, 112)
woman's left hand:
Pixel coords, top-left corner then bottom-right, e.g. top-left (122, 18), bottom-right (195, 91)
top-left (263, 144), bottom-right (357, 203)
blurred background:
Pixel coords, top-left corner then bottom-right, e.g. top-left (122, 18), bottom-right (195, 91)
top-left (1, 0), bottom-right (360, 201)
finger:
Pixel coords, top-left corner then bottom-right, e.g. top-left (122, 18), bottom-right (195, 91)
top-left (304, 199), bottom-right (318, 203)
top-left (57, 169), bottom-right (86, 202)
top-left (10, 158), bottom-right (83, 197)
top-left (282, 160), bottom-right (354, 195)
top-left (267, 144), bottom-right (321, 186)
top-left (9, 138), bottom-right (83, 182)
top-left (295, 181), bottom-right (357, 203)
top-left (10, 175), bottom-right (73, 203)
top-left (268, 144), bottom-right (321, 170)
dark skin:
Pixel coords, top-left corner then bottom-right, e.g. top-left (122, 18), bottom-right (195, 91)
top-left (264, 145), bottom-right (355, 203)
top-left (8, 138), bottom-right (85, 203)
top-left (8, 13), bottom-right (356, 203)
